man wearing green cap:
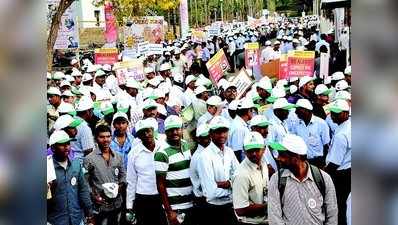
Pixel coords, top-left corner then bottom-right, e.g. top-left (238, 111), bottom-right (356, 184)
top-left (154, 115), bottom-right (194, 225)
top-left (268, 134), bottom-right (338, 225)
top-left (232, 132), bottom-right (269, 225)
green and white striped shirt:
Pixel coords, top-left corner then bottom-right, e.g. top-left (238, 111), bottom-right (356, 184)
top-left (154, 140), bottom-right (193, 210)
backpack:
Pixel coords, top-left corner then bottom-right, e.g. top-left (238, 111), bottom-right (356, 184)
top-left (278, 164), bottom-right (326, 217)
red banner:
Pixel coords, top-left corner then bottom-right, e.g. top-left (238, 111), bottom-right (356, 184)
top-left (286, 51), bottom-right (315, 77)
top-left (278, 54), bottom-right (288, 79)
top-left (105, 2), bottom-right (117, 44)
top-left (94, 48), bottom-right (119, 65)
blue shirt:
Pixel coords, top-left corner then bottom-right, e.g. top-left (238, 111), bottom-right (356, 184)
top-left (228, 116), bottom-right (250, 153)
top-left (281, 42), bottom-right (293, 54)
top-left (71, 117), bottom-right (95, 163)
top-left (47, 157), bottom-right (93, 225)
top-left (326, 119), bottom-right (351, 170)
top-left (289, 115), bottom-right (330, 159)
top-left (110, 132), bottom-right (134, 169)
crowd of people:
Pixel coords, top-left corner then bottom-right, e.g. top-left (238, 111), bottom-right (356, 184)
top-left (47, 16), bottom-right (351, 225)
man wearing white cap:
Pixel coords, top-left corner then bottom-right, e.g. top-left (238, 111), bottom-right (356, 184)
top-left (47, 87), bottom-right (62, 132)
top-left (173, 48), bottom-right (188, 75)
top-left (291, 99), bottom-right (330, 168)
top-left (158, 63), bottom-right (173, 88)
top-left (192, 86), bottom-right (210, 121)
top-left (290, 76), bottom-right (315, 104)
top-left (84, 125), bottom-right (126, 225)
top-left (228, 98), bottom-right (255, 162)
top-left (110, 112), bottom-right (134, 169)
top-left (154, 115), bottom-right (194, 225)
top-left (268, 98), bottom-right (295, 145)
top-left (313, 84), bottom-right (331, 119)
top-left (197, 96), bottom-right (223, 126)
top-left (71, 69), bottom-right (83, 87)
top-left (73, 96), bottom-right (96, 162)
top-left (260, 41), bottom-right (274, 64)
top-left (268, 134), bottom-right (338, 225)
top-left (324, 99), bottom-right (351, 225)
top-left (197, 116), bottom-right (239, 225)
top-left (184, 75), bottom-right (197, 107)
top-left (70, 58), bottom-right (80, 69)
top-left (189, 124), bottom-right (211, 225)
top-left (126, 118), bottom-right (167, 225)
top-left (232, 131), bottom-right (269, 225)
top-left (47, 130), bottom-right (95, 225)
top-left (93, 69), bottom-right (113, 101)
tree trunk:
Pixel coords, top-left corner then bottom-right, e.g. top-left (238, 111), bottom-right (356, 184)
top-left (47, 0), bottom-right (75, 72)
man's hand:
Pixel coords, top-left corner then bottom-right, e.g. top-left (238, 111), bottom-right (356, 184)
top-left (166, 211), bottom-right (180, 225)
top-left (216, 181), bottom-right (231, 189)
top-left (92, 193), bottom-right (106, 205)
top-left (86, 216), bottom-right (95, 225)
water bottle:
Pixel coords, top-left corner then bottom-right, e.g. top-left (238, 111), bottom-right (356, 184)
top-left (125, 212), bottom-right (137, 224)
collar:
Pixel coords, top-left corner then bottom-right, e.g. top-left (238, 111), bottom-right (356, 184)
top-left (281, 162), bottom-right (313, 182)
top-left (95, 146), bottom-right (115, 157)
top-left (112, 132), bottom-right (133, 143)
top-left (299, 114), bottom-right (316, 126)
top-left (270, 111), bottom-right (283, 124)
top-left (53, 157), bottom-right (71, 169)
top-left (244, 158), bottom-right (262, 171)
top-left (235, 115), bottom-right (248, 126)
top-left (136, 140), bottom-right (160, 154)
top-left (209, 142), bottom-right (224, 155)
top-left (336, 119), bottom-right (350, 133)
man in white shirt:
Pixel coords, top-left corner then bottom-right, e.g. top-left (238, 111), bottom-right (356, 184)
top-left (197, 116), bottom-right (239, 225)
top-left (126, 119), bottom-right (167, 225)
top-left (197, 96), bottom-right (223, 126)
top-left (260, 41), bottom-right (274, 64)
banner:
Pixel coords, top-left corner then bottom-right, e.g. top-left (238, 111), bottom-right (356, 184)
top-left (261, 60), bottom-right (279, 80)
top-left (104, 2), bottom-right (118, 45)
top-left (113, 59), bottom-right (145, 84)
top-left (244, 43), bottom-right (260, 68)
top-left (94, 48), bottom-right (119, 65)
top-left (207, 26), bottom-right (220, 37)
top-left (48, 0), bottom-right (79, 49)
top-left (279, 54), bottom-right (288, 79)
top-left (147, 43), bottom-right (164, 55)
top-left (191, 29), bottom-right (206, 42)
top-left (122, 49), bottom-right (139, 61)
top-left (124, 16), bottom-right (164, 48)
top-left (320, 53), bottom-right (329, 79)
top-left (137, 41), bottom-right (149, 56)
top-left (180, 0), bottom-right (189, 39)
top-left (231, 69), bottom-right (255, 99)
top-left (287, 50), bottom-right (315, 77)
top-left (206, 49), bottom-right (230, 85)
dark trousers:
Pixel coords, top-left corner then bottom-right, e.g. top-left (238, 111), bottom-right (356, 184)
top-left (331, 168), bottom-right (351, 225)
top-left (206, 203), bottom-right (238, 225)
top-left (175, 208), bottom-right (194, 225)
top-left (94, 208), bottom-right (121, 225)
top-left (134, 194), bottom-right (167, 225)
top-left (192, 197), bottom-right (208, 225)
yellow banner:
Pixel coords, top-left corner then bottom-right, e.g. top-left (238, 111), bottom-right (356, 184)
top-left (244, 42), bottom-right (259, 50)
top-left (95, 48), bottom-right (118, 54)
top-left (288, 50), bottom-right (315, 58)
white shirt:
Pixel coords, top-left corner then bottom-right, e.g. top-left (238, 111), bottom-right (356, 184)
top-left (228, 40), bottom-right (236, 55)
top-left (261, 46), bottom-right (275, 64)
top-left (126, 140), bottom-right (160, 209)
top-left (228, 116), bottom-right (250, 152)
top-left (197, 111), bottom-right (214, 126)
top-left (198, 142), bottom-right (239, 205)
top-left (326, 119), bottom-right (351, 170)
top-left (190, 144), bottom-right (206, 197)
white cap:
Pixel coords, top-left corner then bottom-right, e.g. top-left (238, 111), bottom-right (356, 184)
top-left (61, 90), bottom-right (74, 97)
top-left (238, 97), bottom-right (255, 109)
top-left (195, 76), bottom-right (212, 87)
top-left (289, 76), bottom-right (299, 82)
top-left (296, 99), bottom-right (313, 110)
top-left (144, 67), bottom-right (155, 74)
top-left (49, 130), bottom-right (71, 146)
top-left (47, 72), bottom-right (52, 79)
top-left (174, 48), bottom-right (181, 54)
top-left (195, 85), bottom-right (208, 95)
top-left (142, 87), bottom-right (155, 100)
top-left (217, 78), bottom-right (228, 89)
top-left (243, 131), bottom-right (265, 151)
top-left (265, 41), bottom-right (272, 46)
top-left (164, 51), bottom-right (171, 56)
top-left (71, 69), bottom-right (82, 77)
top-left (86, 64), bottom-right (97, 73)
top-left (100, 101), bottom-right (114, 115)
top-left (65, 75), bottom-right (75, 83)
top-left (53, 114), bottom-right (82, 130)
top-left (60, 80), bottom-right (71, 88)
top-left (135, 118), bottom-right (155, 133)
top-left (335, 80), bottom-right (349, 91)
top-left (142, 99), bottom-right (158, 110)
top-left (196, 124), bottom-right (210, 137)
top-left (102, 183), bottom-right (119, 199)
top-left (57, 102), bottom-right (76, 114)
top-left (159, 63), bottom-right (171, 71)
top-left (257, 76), bottom-right (272, 91)
top-left (156, 103), bottom-right (167, 116)
top-left (82, 73), bottom-right (93, 82)
top-left (289, 85), bottom-right (298, 94)
top-left (223, 81), bottom-right (237, 91)
top-left (206, 96), bottom-right (222, 106)
top-left (112, 112), bottom-right (129, 123)
top-left (324, 76), bottom-right (332, 85)
top-left (331, 71), bottom-right (345, 81)
top-left (102, 64), bottom-right (112, 72)
top-left (334, 90), bottom-right (351, 101)
top-left (94, 69), bottom-right (106, 78)
top-left (185, 75), bottom-right (197, 85)
top-left (164, 115), bottom-right (183, 131)
top-left (292, 38), bottom-right (300, 44)
top-left (116, 99), bottom-right (130, 113)
top-left (276, 79), bottom-right (288, 88)
top-left (53, 71), bottom-right (65, 80)
top-left (315, 84), bottom-right (331, 95)
top-left (153, 89), bottom-right (166, 99)
top-left (173, 73), bottom-right (184, 83)
top-left (228, 100), bottom-right (239, 110)
top-left (274, 40), bottom-right (281, 45)
top-left (273, 98), bottom-right (295, 110)
top-left (209, 116), bottom-right (230, 130)
top-left (125, 79), bottom-right (141, 89)
top-left (298, 76), bottom-right (315, 88)
top-left (344, 66), bottom-right (351, 75)
top-left (47, 87), bottom-right (61, 96)
top-left (249, 115), bottom-right (272, 128)
top-left (329, 99), bottom-right (350, 113)
top-left (279, 134), bottom-right (308, 155)
top-left (287, 36), bottom-right (293, 41)
top-left (70, 59), bottom-right (78, 65)
top-left (76, 95), bottom-right (94, 111)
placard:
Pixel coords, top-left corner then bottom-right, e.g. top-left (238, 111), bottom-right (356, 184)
top-left (137, 41), bottom-right (149, 56)
top-left (287, 50), bottom-right (315, 77)
top-left (261, 59), bottom-right (279, 80)
top-left (147, 43), bottom-right (164, 55)
top-left (231, 69), bottom-right (255, 99)
top-left (244, 43), bottom-right (260, 68)
top-left (94, 48), bottom-right (119, 65)
top-left (279, 54), bottom-right (288, 79)
top-left (124, 16), bottom-right (165, 48)
top-left (206, 49), bottom-right (230, 85)
top-left (113, 59), bottom-right (145, 84)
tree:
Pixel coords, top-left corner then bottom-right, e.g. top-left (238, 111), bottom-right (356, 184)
top-left (47, 0), bottom-right (76, 72)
